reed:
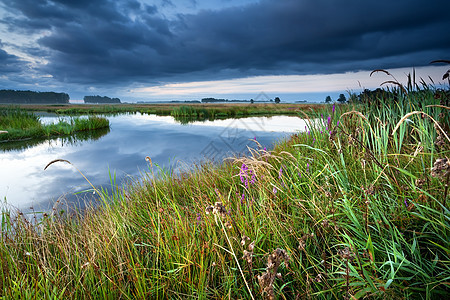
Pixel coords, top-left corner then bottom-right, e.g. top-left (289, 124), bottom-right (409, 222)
top-left (0, 76), bottom-right (449, 299)
top-left (0, 108), bottom-right (110, 142)
top-left (1, 103), bottom-right (326, 123)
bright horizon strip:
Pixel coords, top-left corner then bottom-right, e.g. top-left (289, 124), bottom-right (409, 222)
top-left (131, 66), bottom-right (448, 98)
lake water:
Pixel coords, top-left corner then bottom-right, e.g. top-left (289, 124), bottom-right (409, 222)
top-left (0, 113), bottom-right (307, 214)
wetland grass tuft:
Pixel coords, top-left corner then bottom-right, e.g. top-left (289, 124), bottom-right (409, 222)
top-left (0, 107), bottom-right (110, 142)
top-left (0, 74), bottom-right (449, 298)
top-left (1, 102), bottom-right (326, 124)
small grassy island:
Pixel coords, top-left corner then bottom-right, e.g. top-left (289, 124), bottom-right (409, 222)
top-left (0, 107), bottom-right (110, 142)
top-left (0, 81), bottom-right (449, 298)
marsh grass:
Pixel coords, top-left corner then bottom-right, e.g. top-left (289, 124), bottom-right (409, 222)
top-left (1, 103), bottom-right (326, 124)
top-left (0, 107), bottom-right (110, 142)
top-left (170, 104), bottom-right (304, 124)
top-left (0, 79), bottom-right (449, 298)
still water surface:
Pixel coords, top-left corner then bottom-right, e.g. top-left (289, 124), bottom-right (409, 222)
top-left (0, 114), bottom-right (307, 213)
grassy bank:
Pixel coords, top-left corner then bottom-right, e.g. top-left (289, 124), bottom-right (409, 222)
top-left (0, 107), bottom-right (110, 142)
top-left (0, 102), bottom-right (325, 121)
top-left (1, 86), bottom-right (449, 298)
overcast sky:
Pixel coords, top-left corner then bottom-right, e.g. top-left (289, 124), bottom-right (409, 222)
top-left (0, 0), bottom-right (449, 102)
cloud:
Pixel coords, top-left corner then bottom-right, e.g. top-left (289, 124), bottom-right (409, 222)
top-left (130, 65), bottom-right (449, 100)
top-left (0, 41), bottom-right (27, 73)
top-left (1, 0), bottom-right (449, 90)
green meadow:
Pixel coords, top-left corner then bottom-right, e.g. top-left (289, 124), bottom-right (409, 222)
top-left (0, 79), bottom-right (449, 299)
top-left (0, 107), bottom-right (110, 142)
top-left (0, 102), bottom-right (326, 125)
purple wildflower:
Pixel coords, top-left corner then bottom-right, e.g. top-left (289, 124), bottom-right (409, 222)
top-left (240, 163), bottom-right (248, 184)
top-left (241, 192), bottom-right (245, 203)
top-left (404, 200), bottom-right (408, 207)
top-left (279, 166), bottom-right (283, 179)
top-left (250, 171), bottom-right (257, 185)
top-left (196, 213), bottom-right (202, 225)
top-left (273, 186), bottom-right (277, 194)
top-left (332, 104), bottom-right (335, 114)
top-left (306, 162), bottom-right (310, 173)
top-left (337, 121), bottom-right (340, 127)
top-left (239, 163), bottom-right (257, 188)
top-left (263, 146), bottom-right (267, 152)
top-left (327, 115), bottom-right (332, 128)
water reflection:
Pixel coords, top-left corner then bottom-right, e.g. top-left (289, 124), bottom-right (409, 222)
top-left (0, 127), bottom-right (110, 152)
top-left (0, 114), bottom-right (306, 214)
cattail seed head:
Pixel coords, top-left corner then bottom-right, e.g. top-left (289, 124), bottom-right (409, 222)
top-left (431, 158), bottom-right (449, 179)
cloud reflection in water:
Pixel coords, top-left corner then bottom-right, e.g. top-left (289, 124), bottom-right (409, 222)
top-left (0, 114), bottom-right (306, 213)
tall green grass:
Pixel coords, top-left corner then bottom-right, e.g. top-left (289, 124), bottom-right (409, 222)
top-left (1, 103), bottom-right (319, 123)
top-left (0, 107), bottom-right (41, 129)
top-left (0, 82), bottom-right (449, 298)
top-left (0, 108), bottom-right (110, 142)
top-left (170, 105), bottom-right (302, 124)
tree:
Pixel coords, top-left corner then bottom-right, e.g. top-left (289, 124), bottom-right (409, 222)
top-left (0, 90), bottom-right (69, 104)
top-left (325, 95), bottom-right (332, 103)
top-left (337, 94), bottom-right (347, 103)
top-left (84, 95), bottom-right (121, 104)
top-left (274, 97), bottom-right (281, 104)
top-left (250, 99), bottom-right (254, 104)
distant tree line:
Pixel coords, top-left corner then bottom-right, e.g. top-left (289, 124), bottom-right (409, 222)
top-left (202, 97), bottom-right (281, 103)
top-left (0, 89), bottom-right (69, 104)
top-left (201, 98), bottom-right (228, 103)
top-left (201, 98), bottom-right (249, 103)
top-left (325, 94), bottom-right (347, 103)
top-left (84, 95), bottom-right (121, 104)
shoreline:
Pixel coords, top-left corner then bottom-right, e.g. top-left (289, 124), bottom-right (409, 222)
top-left (0, 102), bottom-right (327, 115)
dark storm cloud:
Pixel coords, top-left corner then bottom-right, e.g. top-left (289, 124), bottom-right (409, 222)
top-left (2, 0), bottom-right (450, 86)
top-left (0, 42), bottom-right (26, 73)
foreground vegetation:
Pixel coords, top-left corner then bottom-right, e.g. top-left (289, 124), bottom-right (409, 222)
top-left (1, 80), bottom-right (449, 299)
top-left (0, 107), bottom-right (110, 142)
